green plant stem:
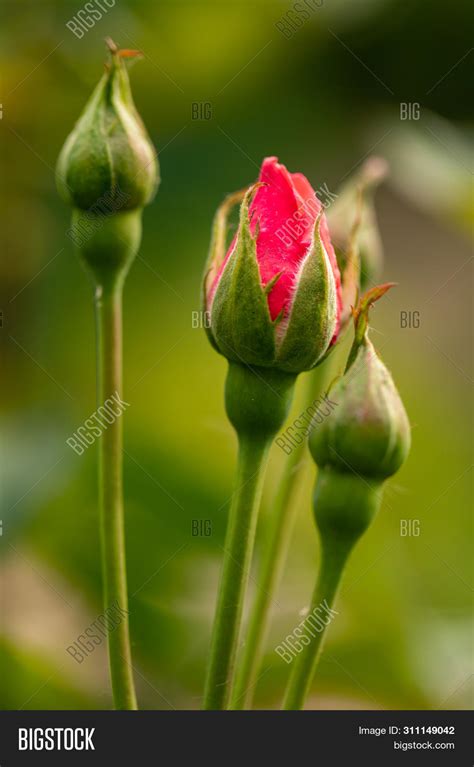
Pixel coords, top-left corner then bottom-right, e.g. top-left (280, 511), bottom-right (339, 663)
top-left (281, 535), bottom-right (351, 710)
top-left (229, 365), bottom-right (328, 710)
top-left (203, 362), bottom-right (295, 710)
top-left (282, 469), bottom-right (381, 710)
top-left (203, 434), bottom-right (270, 710)
top-left (96, 278), bottom-right (137, 711)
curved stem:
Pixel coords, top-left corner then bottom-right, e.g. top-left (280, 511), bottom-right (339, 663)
top-left (203, 434), bottom-right (270, 710)
top-left (96, 280), bottom-right (137, 710)
top-left (230, 364), bottom-right (330, 710)
top-left (281, 536), bottom-right (351, 710)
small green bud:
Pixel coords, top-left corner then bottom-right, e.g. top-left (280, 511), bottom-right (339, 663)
top-left (309, 285), bottom-right (411, 481)
top-left (56, 39), bottom-right (158, 212)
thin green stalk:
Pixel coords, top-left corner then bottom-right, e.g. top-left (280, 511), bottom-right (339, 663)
top-left (203, 434), bottom-right (270, 710)
top-left (281, 536), bottom-right (351, 710)
top-left (230, 363), bottom-right (331, 710)
top-left (282, 469), bottom-right (381, 710)
top-left (96, 278), bottom-right (137, 711)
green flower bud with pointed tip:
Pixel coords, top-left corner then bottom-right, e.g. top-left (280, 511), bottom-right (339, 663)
top-left (310, 284), bottom-right (410, 480)
top-left (56, 39), bottom-right (159, 212)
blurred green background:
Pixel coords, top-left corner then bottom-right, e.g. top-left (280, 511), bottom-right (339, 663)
top-left (1, 0), bottom-right (472, 710)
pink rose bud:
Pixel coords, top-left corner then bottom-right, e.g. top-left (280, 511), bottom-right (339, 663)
top-left (203, 157), bottom-right (342, 373)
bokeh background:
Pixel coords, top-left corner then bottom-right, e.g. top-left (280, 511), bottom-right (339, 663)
top-left (1, 0), bottom-right (472, 710)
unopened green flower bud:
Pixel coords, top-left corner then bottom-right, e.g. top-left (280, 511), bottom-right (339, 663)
top-left (56, 39), bottom-right (158, 212)
top-left (310, 284), bottom-right (411, 481)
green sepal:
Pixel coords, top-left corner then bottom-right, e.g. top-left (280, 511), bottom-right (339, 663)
top-left (264, 271), bottom-right (283, 296)
top-left (201, 188), bottom-right (246, 353)
top-left (210, 187), bottom-right (276, 366)
top-left (338, 193), bottom-right (361, 331)
top-left (345, 282), bottom-right (395, 370)
top-left (328, 156), bottom-right (387, 290)
top-left (275, 217), bottom-right (337, 373)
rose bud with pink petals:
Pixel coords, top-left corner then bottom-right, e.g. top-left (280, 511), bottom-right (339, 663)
top-left (203, 157), bottom-right (342, 374)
